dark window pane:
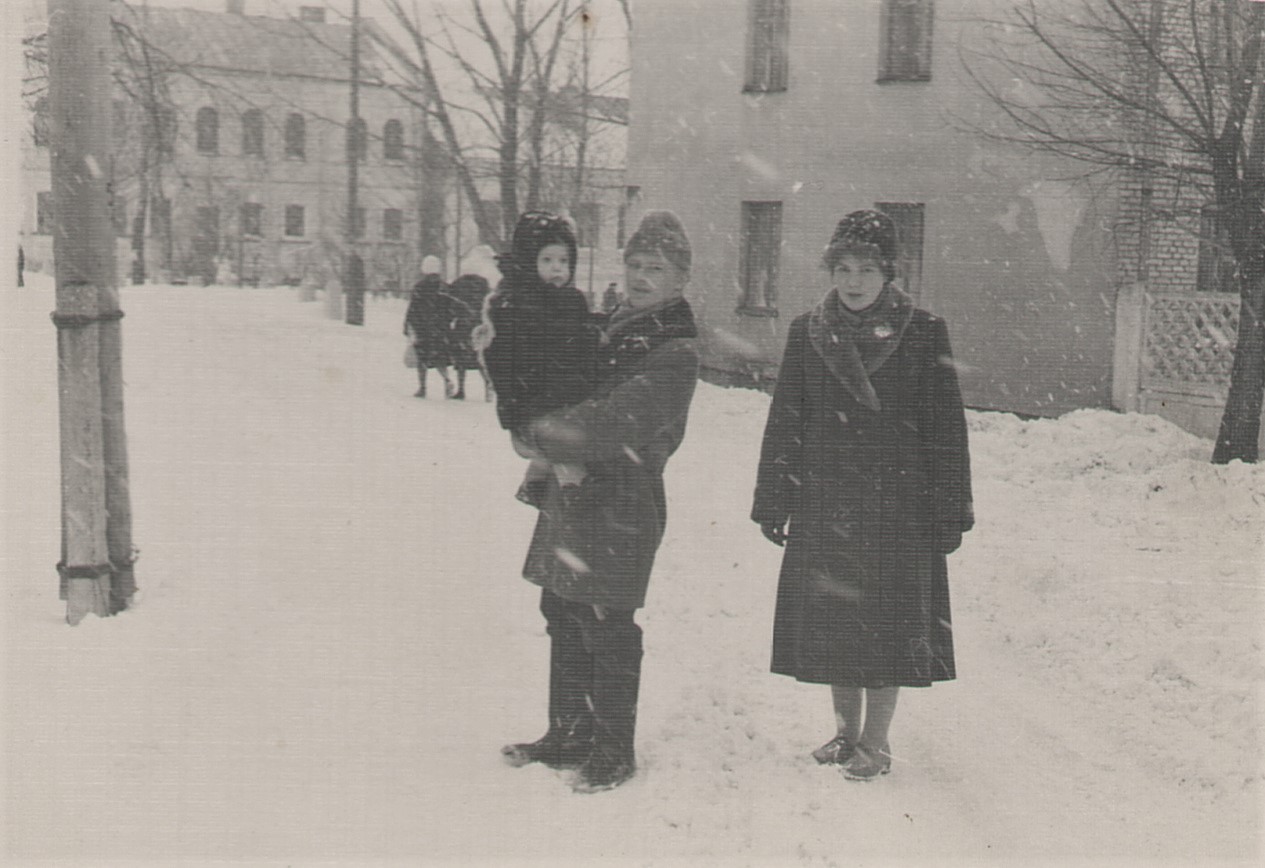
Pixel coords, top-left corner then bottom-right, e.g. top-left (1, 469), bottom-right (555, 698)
top-left (383, 208), bottom-right (403, 240)
top-left (740, 201), bottom-right (783, 310)
top-left (875, 201), bottom-right (925, 301)
top-left (383, 119), bottom-right (404, 160)
top-left (285, 204), bottom-right (305, 237)
top-left (242, 109), bottom-right (264, 156)
top-left (241, 203), bottom-right (263, 237)
top-left (196, 106), bottom-right (219, 153)
top-left (745, 0), bottom-right (789, 93)
top-left (879, 0), bottom-right (934, 82)
top-left (285, 113), bottom-right (306, 160)
top-left (36, 191), bottom-right (53, 235)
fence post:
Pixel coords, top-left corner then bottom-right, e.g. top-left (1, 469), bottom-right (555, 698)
top-left (1113, 281), bottom-right (1146, 413)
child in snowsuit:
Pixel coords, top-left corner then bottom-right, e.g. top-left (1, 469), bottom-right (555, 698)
top-left (478, 211), bottom-right (599, 501)
top-left (752, 209), bottom-right (974, 781)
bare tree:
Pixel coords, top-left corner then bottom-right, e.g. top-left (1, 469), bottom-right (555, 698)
top-left (961, 0), bottom-right (1264, 463)
top-left (372, 0), bottom-right (584, 248)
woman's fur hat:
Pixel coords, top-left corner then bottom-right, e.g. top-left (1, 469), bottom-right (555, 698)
top-left (624, 210), bottom-right (692, 272)
top-left (823, 209), bottom-right (898, 282)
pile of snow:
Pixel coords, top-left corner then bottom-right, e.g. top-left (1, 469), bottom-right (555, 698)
top-left (2, 276), bottom-right (1260, 866)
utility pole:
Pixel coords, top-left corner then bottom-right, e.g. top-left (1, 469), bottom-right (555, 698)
top-left (343, 0), bottom-right (365, 325)
top-left (48, 0), bottom-right (137, 623)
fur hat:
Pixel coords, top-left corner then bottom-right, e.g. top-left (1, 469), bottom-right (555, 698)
top-left (624, 210), bottom-right (692, 272)
top-left (500, 211), bottom-right (577, 283)
top-left (823, 209), bottom-right (898, 281)
top-left (421, 254), bottom-right (442, 276)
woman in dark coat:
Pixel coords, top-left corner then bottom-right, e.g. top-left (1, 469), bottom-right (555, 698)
top-left (442, 273), bottom-right (493, 400)
top-left (503, 211), bottom-right (700, 794)
top-left (752, 210), bottom-right (973, 781)
top-left (403, 256), bottom-right (454, 398)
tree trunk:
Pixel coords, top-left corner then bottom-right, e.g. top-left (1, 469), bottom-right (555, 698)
top-left (1212, 266), bottom-right (1265, 463)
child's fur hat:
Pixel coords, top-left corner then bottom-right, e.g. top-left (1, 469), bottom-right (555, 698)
top-left (499, 211), bottom-right (577, 284)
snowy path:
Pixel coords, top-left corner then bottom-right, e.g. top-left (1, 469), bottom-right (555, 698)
top-left (2, 279), bottom-right (1260, 866)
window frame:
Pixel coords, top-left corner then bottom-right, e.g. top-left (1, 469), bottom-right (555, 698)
top-left (1197, 204), bottom-right (1236, 293)
top-left (284, 113), bottom-right (306, 160)
top-left (383, 119), bottom-right (405, 161)
top-left (744, 0), bottom-right (790, 94)
top-left (738, 200), bottom-right (784, 315)
top-left (241, 109), bottom-right (265, 157)
top-left (877, 0), bottom-right (935, 83)
top-left (195, 106), bottom-right (220, 154)
top-left (240, 202), bottom-right (264, 238)
top-left (874, 201), bottom-right (926, 302)
top-left (284, 204), bottom-right (306, 238)
top-left (382, 207), bottom-right (404, 241)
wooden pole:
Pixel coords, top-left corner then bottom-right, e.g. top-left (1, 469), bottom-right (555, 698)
top-left (343, 0), bottom-right (365, 325)
top-left (48, 0), bottom-right (121, 623)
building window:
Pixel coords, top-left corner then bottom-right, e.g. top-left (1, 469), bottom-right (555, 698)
top-left (285, 204), bottom-right (306, 238)
top-left (285, 113), bottom-right (306, 160)
top-left (383, 208), bottom-right (403, 240)
top-left (36, 191), bottom-right (53, 235)
top-left (32, 96), bottom-right (49, 147)
top-left (1197, 204), bottom-right (1236, 293)
top-left (240, 202), bottom-right (263, 238)
top-left (617, 186), bottom-right (641, 248)
top-left (573, 202), bottom-right (601, 248)
top-left (347, 117), bottom-right (367, 162)
top-left (875, 201), bottom-right (925, 300)
top-left (878, 0), bottom-right (934, 82)
top-left (744, 0), bottom-right (789, 93)
top-left (739, 201), bottom-right (783, 312)
top-left (196, 106), bottom-right (219, 153)
top-left (349, 207), bottom-right (366, 239)
top-left (383, 119), bottom-right (404, 160)
top-left (241, 109), bottom-right (265, 157)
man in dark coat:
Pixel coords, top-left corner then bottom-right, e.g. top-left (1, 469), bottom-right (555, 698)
top-left (752, 209), bottom-right (973, 781)
top-left (502, 211), bottom-right (700, 793)
top-left (403, 255), bottom-right (455, 398)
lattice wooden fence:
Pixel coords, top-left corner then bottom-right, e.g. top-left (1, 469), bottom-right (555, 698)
top-left (1141, 291), bottom-right (1240, 397)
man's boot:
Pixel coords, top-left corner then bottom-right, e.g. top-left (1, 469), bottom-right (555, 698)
top-left (503, 599), bottom-right (593, 769)
top-left (573, 611), bottom-right (641, 792)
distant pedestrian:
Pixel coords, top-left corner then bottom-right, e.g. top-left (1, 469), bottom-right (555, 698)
top-left (752, 209), bottom-right (974, 781)
top-left (601, 281), bottom-right (619, 313)
top-left (478, 211), bottom-right (600, 502)
top-left (444, 273), bottom-right (494, 401)
top-left (403, 255), bottom-right (455, 398)
top-left (17, 245), bottom-right (24, 287)
top-left (501, 210), bottom-right (700, 793)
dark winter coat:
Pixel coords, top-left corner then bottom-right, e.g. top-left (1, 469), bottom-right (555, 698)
top-left (443, 274), bottom-right (490, 372)
top-left (752, 308), bottom-right (973, 687)
top-left (404, 275), bottom-right (452, 368)
top-left (481, 277), bottom-right (599, 431)
top-left (518, 298), bottom-right (700, 610)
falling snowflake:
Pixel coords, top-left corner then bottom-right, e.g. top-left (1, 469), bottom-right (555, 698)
top-left (554, 547), bottom-right (591, 574)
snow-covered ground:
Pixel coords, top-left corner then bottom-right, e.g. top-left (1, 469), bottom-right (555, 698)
top-left (2, 274), bottom-right (1262, 867)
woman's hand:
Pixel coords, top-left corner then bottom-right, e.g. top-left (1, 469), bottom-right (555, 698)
top-left (760, 521), bottom-right (790, 547)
